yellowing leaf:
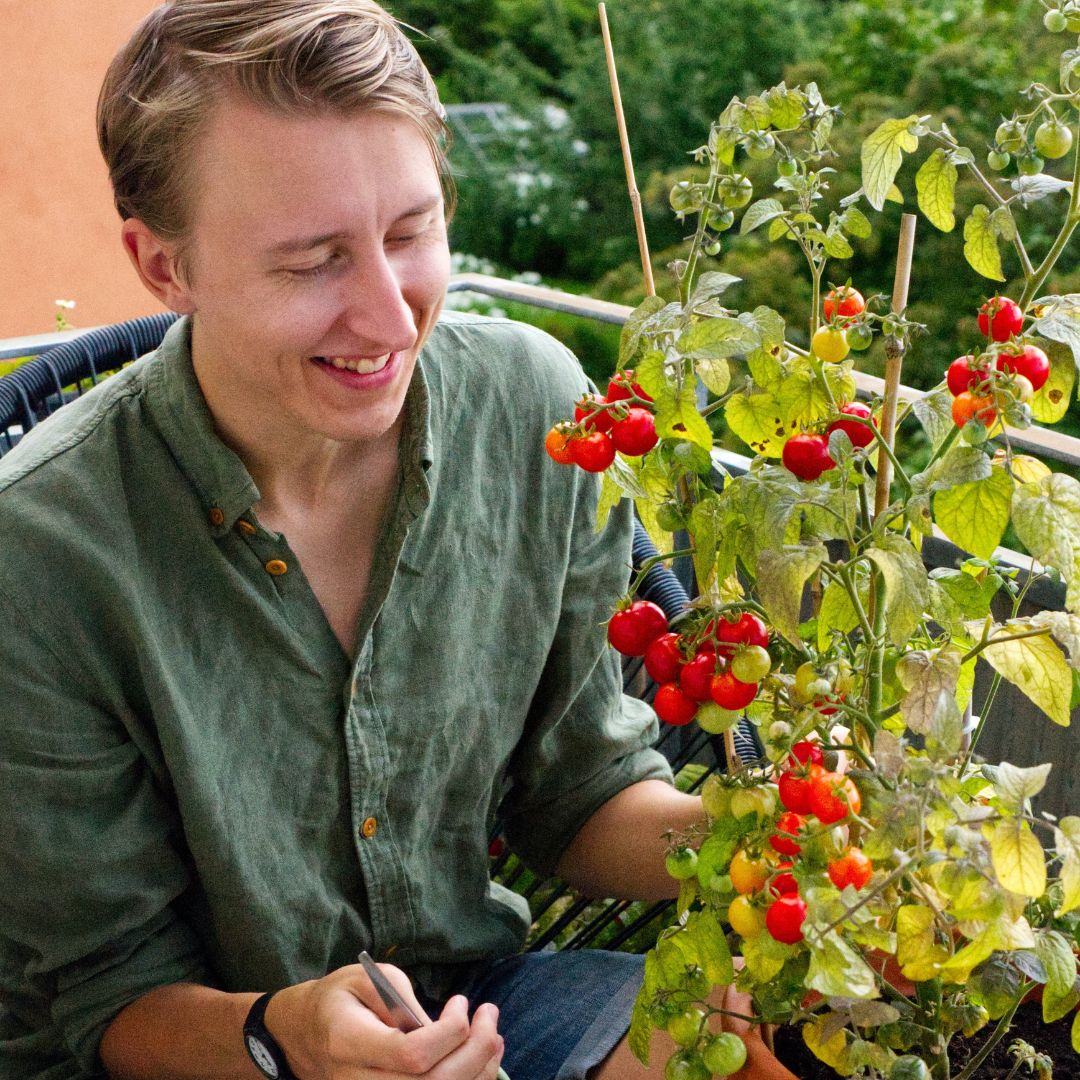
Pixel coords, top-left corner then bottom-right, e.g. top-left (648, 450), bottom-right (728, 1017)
top-left (865, 533), bottom-right (930, 648)
top-left (757, 543), bottom-right (828, 644)
top-left (862, 117), bottom-right (920, 211)
top-left (817, 577), bottom-right (864, 651)
top-left (1012, 472), bottom-right (1080, 583)
top-left (990, 819), bottom-right (1048, 898)
top-left (803, 1016), bottom-right (848, 1069)
top-left (697, 357), bottom-right (731, 396)
top-left (655, 376), bottom-right (714, 452)
top-left (964, 204), bottom-right (1005, 282)
top-left (979, 620), bottom-right (1072, 727)
top-left (934, 465), bottom-right (1014, 559)
top-left (939, 926), bottom-right (1001, 985)
top-left (1004, 453), bottom-right (1052, 485)
top-left (896, 905), bottom-right (949, 981)
top-left (916, 148), bottom-right (957, 231)
top-left (805, 932), bottom-right (879, 999)
top-left (1031, 341), bottom-right (1076, 424)
top-left (726, 390), bottom-right (787, 457)
top-left (1054, 816), bottom-right (1080, 916)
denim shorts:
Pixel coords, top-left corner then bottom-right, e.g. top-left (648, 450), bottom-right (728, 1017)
top-left (418, 950), bottom-right (645, 1080)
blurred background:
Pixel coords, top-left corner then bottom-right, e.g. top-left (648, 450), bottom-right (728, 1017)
top-left (4, 0), bottom-right (1078, 435)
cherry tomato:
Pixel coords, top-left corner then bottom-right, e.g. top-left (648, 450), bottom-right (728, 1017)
top-left (1045, 9), bottom-right (1068, 32)
top-left (1035, 118), bottom-right (1073, 159)
top-left (812, 325), bottom-right (851, 363)
top-left (978, 296), bottom-right (1024, 342)
top-left (568, 431), bottom-right (616, 472)
top-left (1010, 374), bottom-right (1035, 403)
top-left (701, 775), bottom-right (733, 819)
top-left (666, 847), bottom-right (700, 881)
top-left (574, 393), bottom-right (615, 433)
top-left (680, 652), bottom-right (719, 702)
top-left (814, 690), bottom-right (845, 717)
top-left (827, 402), bottom-right (876, 449)
top-left (782, 433), bottom-right (835, 481)
top-left (644, 632), bottom-right (683, 684)
top-left (951, 392), bottom-right (997, 429)
top-left (664, 1049), bottom-right (710, 1080)
top-left (765, 893), bottom-right (807, 944)
top-left (695, 702), bottom-right (740, 734)
top-left (946, 355), bottom-right (987, 397)
top-left (730, 785), bottom-right (777, 821)
top-left (607, 600), bottom-right (669, 656)
top-left (667, 1006), bottom-right (707, 1049)
top-left (727, 895), bottom-right (765, 939)
top-left (788, 740), bottom-right (824, 769)
top-left (729, 849), bottom-right (769, 895)
top-left (653, 683), bottom-right (699, 726)
top-left (770, 862), bottom-right (798, 896)
top-left (827, 847), bottom-right (873, 890)
top-left (996, 343), bottom-right (1050, 392)
top-left (719, 173), bottom-right (753, 209)
top-left (777, 770), bottom-right (812, 814)
top-left (823, 286), bottom-right (865, 322)
top-left (710, 670), bottom-right (758, 710)
top-left (808, 769), bottom-right (861, 824)
top-left (544, 426), bottom-right (574, 464)
top-left (606, 369), bottom-right (652, 403)
top-left (769, 810), bottom-right (804, 856)
top-left (716, 612), bottom-right (770, 649)
top-left (701, 1033), bottom-right (748, 1077)
top-left (610, 407), bottom-right (659, 456)
top-left (846, 322), bottom-right (874, 351)
top-left (730, 644), bottom-right (772, 683)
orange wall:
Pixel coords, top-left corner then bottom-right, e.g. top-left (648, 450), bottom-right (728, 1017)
top-left (0, 0), bottom-right (163, 339)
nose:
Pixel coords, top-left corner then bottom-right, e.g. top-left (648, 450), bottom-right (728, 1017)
top-left (340, 251), bottom-right (417, 355)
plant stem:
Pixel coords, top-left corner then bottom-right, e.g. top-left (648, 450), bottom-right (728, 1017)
top-left (681, 172), bottom-right (723, 307)
top-left (952, 992), bottom-right (1026, 1080)
top-left (627, 548), bottom-right (695, 598)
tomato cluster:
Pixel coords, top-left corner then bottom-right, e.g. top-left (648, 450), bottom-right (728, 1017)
top-left (545, 370), bottom-right (659, 472)
top-left (781, 402), bottom-right (878, 481)
top-left (638, 612), bottom-right (772, 728)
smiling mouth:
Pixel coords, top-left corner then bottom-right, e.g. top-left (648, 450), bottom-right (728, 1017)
top-left (314, 354), bottom-right (392, 374)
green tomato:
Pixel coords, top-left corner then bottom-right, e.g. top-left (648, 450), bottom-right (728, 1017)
top-left (730, 785), bottom-right (776, 821)
top-left (731, 645), bottom-right (772, 683)
top-left (666, 1006), bottom-right (707, 1049)
top-left (701, 1033), bottom-right (748, 1077)
top-left (706, 207), bottom-right (736, 232)
top-left (767, 719), bottom-right (792, 743)
top-left (666, 847), bottom-right (700, 881)
top-left (995, 121), bottom-right (1026, 154)
top-left (987, 149), bottom-right (1010, 171)
top-left (1034, 119), bottom-right (1073, 159)
top-left (1019, 153), bottom-right (1045, 176)
top-left (745, 132), bottom-right (775, 160)
top-left (696, 701), bottom-right (741, 734)
top-left (665, 1049), bottom-right (711, 1080)
top-left (777, 157), bottom-right (798, 178)
top-left (890, 1056), bottom-right (931, 1080)
top-left (701, 774), bottom-right (733, 819)
top-left (703, 240), bottom-right (723, 257)
top-left (846, 322), bottom-right (874, 350)
top-left (719, 174), bottom-right (753, 209)
top-left (1045, 9), bottom-right (1068, 32)
top-left (655, 502), bottom-right (687, 532)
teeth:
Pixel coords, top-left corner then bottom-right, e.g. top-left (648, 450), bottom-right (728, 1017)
top-left (324, 354), bottom-right (391, 374)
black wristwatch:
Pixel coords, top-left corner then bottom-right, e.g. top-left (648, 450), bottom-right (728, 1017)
top-left (244, 991), bottom-right (298, 1079)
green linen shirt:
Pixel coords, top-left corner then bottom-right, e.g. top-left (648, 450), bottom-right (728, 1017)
top-left (0, 312), bottom-right (672, 1079)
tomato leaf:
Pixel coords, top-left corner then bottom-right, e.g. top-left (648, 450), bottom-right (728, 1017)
top-left (1054, 817), bottom-right (1080, 916)
top-left (805, 929), bottom-right (879, 1000)
top-left (1031, 341), bottom-right (1076, 423)
top-left (746, 306), bottom-right (787, 349)
top-left (768, 216), bottom-right (796, 242)
top-left (756, 543), bottom-right (827, 644)
top-left (1012, 472), bottom-right (1080, 591)
top-left (741, 198), bottom-right (786, 235)
top-left (976, 620), bottom-right (1072, 727)
top-left (865, 533), bottom-right (930, 648)
top-left (988, 761), bottom-right (1053, 813)
top-left (677, 316), bottom-right (760, 360)
top-left (1030, 611), bottom-right (1080, 670)
top-left (685, 909), bottom-right (735, 986)
top-left (817, 575), bottom-right (865, 651)
top-left (766, 84), bottom-right (806, 130)
top-left (933, 465), bottom-right (1014, 559)
top-left (841, 206), bottom-right (872, 240)
top-left (726, 389), bottom-right (788, 457)
top-left (990, 819), bottom-right (1047, 898)
top-left (823, 225), bottom-right (854, 260)
top-left (896, 905), bottom-right (948, 982)
top-left (899, 647), bottom-right (961, 740)
top-left (595, 471), bottom-right (622, 534)
top-left (690, 497), bottom-right (723, 593)
top-left (654, 377), bottom-right (714, 453)
top-left (696, 357), bottom-right (731, 397)
top-left (913, 386), bottom-right (956, 450)
top-left (689, 271), bottom-right (742, 306)
top-left (619, 296), bottom-right (669, 366)
top-left (963, 204), bottom-right (1006, 282)
top-left (627, 989), bottom-right (652, 1065)
top-left (862, 116), bottom-right (921, 211)
top-left (916, 148), bottom-right (957, 232)
top-left (1036, 930), bottom-right (1077, 1009)
top-left (747, 346), bottom-right (784, 392)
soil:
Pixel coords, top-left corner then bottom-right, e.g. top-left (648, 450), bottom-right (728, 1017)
top-left (772, 1001), bottom-right (1080, 1079)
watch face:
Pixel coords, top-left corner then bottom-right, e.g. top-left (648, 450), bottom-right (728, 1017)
top-left (246, 1034), bottom-right (281, 1078)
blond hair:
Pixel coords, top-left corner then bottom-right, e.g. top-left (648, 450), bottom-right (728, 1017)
top-left (97, 0), bottom-right (452, 262)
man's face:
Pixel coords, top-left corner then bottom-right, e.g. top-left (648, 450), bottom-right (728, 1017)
top-left (175, 98), bottom-right (450, 449)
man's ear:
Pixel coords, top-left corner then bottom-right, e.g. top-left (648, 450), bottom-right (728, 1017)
top-left (120, 219), bottom-right (197, 314)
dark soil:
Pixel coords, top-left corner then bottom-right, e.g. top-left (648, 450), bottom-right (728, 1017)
top-left (773, 1002), bottom-right (1080, 1078)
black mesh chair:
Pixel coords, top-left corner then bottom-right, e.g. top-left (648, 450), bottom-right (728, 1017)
top-left (0, 314), bottom-right (763, 953)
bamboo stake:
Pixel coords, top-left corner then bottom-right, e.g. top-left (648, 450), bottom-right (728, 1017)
top-left (874, 213), bottom-right (917, 516)
top-left (598, 3), bottom-right (655, 298)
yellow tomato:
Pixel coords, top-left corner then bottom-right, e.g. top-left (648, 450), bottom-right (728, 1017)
top-left (727, 894), bottom-right (765, 939)
top-left (812, 326), bottom-right (850, 363)
top-left (729, 849), bottom-right (769, 894)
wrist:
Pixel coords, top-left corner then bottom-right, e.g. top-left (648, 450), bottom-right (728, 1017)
top-left (261, 981), bottom-right (316, 1077)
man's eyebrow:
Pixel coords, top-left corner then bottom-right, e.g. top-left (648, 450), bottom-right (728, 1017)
top-left (267, 199), bottom-right (443, 256)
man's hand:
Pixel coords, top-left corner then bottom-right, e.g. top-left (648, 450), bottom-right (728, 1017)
top-left (268, 961), bottom-right (505, 1079)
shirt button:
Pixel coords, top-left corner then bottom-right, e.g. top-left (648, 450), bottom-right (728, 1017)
top-left (384, 944), bottom-right (399, 958)
top-left (360, 816), bottom-right (378, 839)
top-left (208, 507), bottom-right (225, 527)
top-left (265, 559), bottom-right (288, 576)
top-left (237, 519), bottom-right (257, 536)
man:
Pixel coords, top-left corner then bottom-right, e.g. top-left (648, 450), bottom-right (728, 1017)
top-left (0, 3), bottom-right (779, 1078)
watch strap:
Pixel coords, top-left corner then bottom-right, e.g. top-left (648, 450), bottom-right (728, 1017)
top-left (243, 991), bottom-right (298, 1080)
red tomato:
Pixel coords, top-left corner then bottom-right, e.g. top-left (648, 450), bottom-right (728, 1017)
top-left (610, 407), bottom-right (659, 456)
top-left (769, 811), bottom-right (804, 856)
top-left (777, 770), bottom-right (812, 814)
top-left (788, 740), bottom-right (824, 768)
top-left (680, 652), bottom-right (719, 702)
top-left (828, 847), bottom-right (873, 890)
top-left (568, 431), bottom-right (616, 472)
top-left (808, 769), bottom-right (861, 824)
top-left (574, 393), bottom-right (615, 433)
top-left (607, 600), bottom-right (669, 656)
top-left (644, 632), bottom-right (682, 684)
top-left (823, 286), bottom-right (865, 322)
top-left (765, 893), bottom-right (807, 944)
top-left (978, 297), bottom-right (1024, 342)
top-left (716, 612), bottom-right (770, 649)
top-left (606, 370), bottom-right (653, 404)
top-left (827, 402), bottom-right (876, 449)
top-left (770, 862), bottom-right (798, 896)
top-left (544, 426), bottom-right (574, 464)
top-left (996, 344), bottom-right (1050, 392)
top-left (782, 434), bottom-right (835, 481)
top-left (710, 671), bottom-right (759, 710)
top-left (946, 355), bottom-right (987, 397)
top-left (653, 683), bottom-right (699, 726)
top-left (951, 392), bottom-right (997, 429)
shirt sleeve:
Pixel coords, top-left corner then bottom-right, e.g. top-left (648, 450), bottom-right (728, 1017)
top-left (0, 596), bottom-right (213, 1072)
top-left (500, 467), bottom-right (674, 877)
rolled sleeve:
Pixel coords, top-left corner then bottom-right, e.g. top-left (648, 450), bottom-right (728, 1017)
top-left (502, 487), bottom-right (673, 877)
top-left (0, 598), bottom-right (211, 1071)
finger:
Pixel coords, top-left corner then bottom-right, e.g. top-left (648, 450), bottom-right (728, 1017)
top-left (427, 1002), bottom-right (502, 1080)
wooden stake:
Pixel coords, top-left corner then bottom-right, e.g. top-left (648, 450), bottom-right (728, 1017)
top-left (874, 213), bottom-right (917, 516)
top-left (598, 3), bottom-right (655, 298)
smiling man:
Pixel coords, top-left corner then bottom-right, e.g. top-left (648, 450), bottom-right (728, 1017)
top-left (0, 3), bottom-right (780, 1079)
